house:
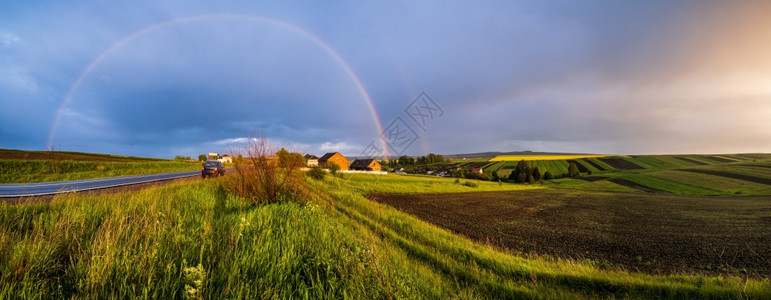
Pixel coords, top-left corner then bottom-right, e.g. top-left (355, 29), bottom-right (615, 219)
top-left (304, 154), bottom-right (319, 167)
top-left (318, 152), bottom-right (348, 170)
top-left (217, 154), bottom-right (232, 164)
top-left (349, 159), bottom-right (381, 171)
top-left (208, 152), bottom-right (220, 160)
top-left (471, 167), bottom-right (483, 174)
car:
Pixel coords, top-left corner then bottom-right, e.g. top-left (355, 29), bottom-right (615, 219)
top-left (202, 160), bottom-right (225, 178)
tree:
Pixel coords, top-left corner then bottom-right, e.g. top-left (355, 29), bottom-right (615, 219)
top-left (509, 160), bottom-right (533, 183)
top-left (277, 148), bottom-right (304, 168)
top-left (491, 169), bottom-right (500, 181)
top-left (328, 162), bottom-right (341, 177)
top-left (532, 166), bottom-right (542, 181)
top-left (198, 154), bottom-right (207, 161)
top-left (543, 171), bottom-right (554, 180)
top-left (516, 172), bottom-right (527, 183)
top-left (568, 162), bottom-right (580, 178)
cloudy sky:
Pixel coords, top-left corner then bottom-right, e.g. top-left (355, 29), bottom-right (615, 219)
top-left (1, 1), bottom-right (770, 158)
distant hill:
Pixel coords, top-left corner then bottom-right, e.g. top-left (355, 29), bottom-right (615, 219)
top-left (346, 151), bottom-right (599, 161)
top-left (0, 149), bottom-right (166, 162)
top-left (442, 151), bottom-right (598, 159)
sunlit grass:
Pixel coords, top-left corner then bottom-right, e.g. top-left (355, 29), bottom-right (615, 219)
top-left (334, 173), bottom-right (542, 194)
top-left (1, 174), bottom-right (769, 298)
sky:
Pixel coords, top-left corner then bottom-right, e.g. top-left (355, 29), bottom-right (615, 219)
top-left (1, 1), bottom-right (770, 158)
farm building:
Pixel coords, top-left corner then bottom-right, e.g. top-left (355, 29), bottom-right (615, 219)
top-left (208, 152), bottom-right (220, 160)
top-left (349, 159), bottom-right (381, 171)
top-left (217, 154), bottom-right (232, 164)
top-left (471, 167), bottom-right (483, 174)
top-left (304, 154), bottom-right (319, 167)
top-left (319, 152), bottom-right (349, 170)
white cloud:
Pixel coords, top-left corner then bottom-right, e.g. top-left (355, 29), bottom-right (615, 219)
top-left (0, 68), bottom-right (38, 92)
top-left (0, 32), bottom-right (20, 46)
top-left (212, 137), bottom-right (253, 146)
top-left (319, 141), bottom-right (357, 152)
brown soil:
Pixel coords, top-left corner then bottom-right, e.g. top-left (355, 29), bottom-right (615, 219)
top-left (598, 157), bottom-right (644, 170)
top-left (607, 178), bottom-right (671, 194)
top-left (566, 160), bottom-right (589, 172)
top-left (680, 169), bottom-right (771, 185)
top-left (581, 158), bottom-right (608, 171)
top-left (674, 156), bottom-right (708, 166)
top-left (369, 190), bottom-right (771, 277)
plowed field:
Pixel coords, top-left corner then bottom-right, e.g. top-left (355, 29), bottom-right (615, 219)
top-left (369, 190), bottom-right (771, 277)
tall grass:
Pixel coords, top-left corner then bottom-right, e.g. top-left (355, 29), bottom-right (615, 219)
top-left (1, 176), bottom-right (769, 298)
top-left (0, 180), bottom-right (392, 298)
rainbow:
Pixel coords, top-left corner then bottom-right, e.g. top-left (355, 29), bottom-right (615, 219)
top-left (47, 14), bottom-right (388, 157)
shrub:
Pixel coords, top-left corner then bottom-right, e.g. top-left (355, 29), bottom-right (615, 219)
top-left (226, 135), bottom-right (307, 204)
top-left (462, 181), bottom-right (478, 188)
top-left (543, 171), bottom-right (554, 180)
top-left (568, 162), bottom-right (580, 178)
top-left (308, 165), bottom-right (326, 180)
top-left (328, 162), bottom-right (341, 178)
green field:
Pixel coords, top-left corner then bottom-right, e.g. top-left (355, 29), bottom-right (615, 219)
top-left (0, 149), bottom-right (165, 162)
top-left (0, 160), bottom-right (201, 183)
top-left (0, 149), bottom-right (201, 183)
top-left (2, 172), bottom-right (770, 298)
top-left (2, 152), bottom-right (771, 297)
top-left (483, 153), bottom-right (771, 197)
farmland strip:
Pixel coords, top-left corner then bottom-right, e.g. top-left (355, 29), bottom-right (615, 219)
top-left (577, 176), bottom-right (608, 182)
top-left (598, 158), bottom-right (644, 170)
top-left (607, 178), bottom-right (671, 194)
top-left (736, 164), bottom-right (771, 169)
top-left (566, 160), bottom-right (589, 173)
top-left (673, 156), bottom-right (708, 166)
top-left (736, 154), bottom-right (771, 160)
top-left (703, 156), bottom-right (736, 163)
top-left (679, 169), bottom-right (771, 185)
top-left (581, 158), bottom-right (608, 171)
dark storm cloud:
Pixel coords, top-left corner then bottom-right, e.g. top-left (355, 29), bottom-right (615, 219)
top-left (1, 1), bottom-right (770, 158)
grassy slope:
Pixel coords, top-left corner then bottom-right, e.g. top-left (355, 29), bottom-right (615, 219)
top-left (2, 175), bottom-right (769, 298)
top-left (0, 160), bottom-right (201, 183)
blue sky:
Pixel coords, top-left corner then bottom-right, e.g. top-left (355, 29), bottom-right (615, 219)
top-left (1, 1), bottom-right (770, 158)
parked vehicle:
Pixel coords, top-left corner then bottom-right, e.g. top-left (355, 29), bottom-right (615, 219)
top-left (202, 160), bottom-right (225, 178)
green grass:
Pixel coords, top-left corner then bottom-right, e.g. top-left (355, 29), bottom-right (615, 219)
top-left (0, 160), bottom-right (201, 183)
top-left (0, 148), bottom-right (165, 162)
top-left (2, 175), bottom-right (770, 298)
top-left (647, 170), bottom-right (771, 196)
top-left (613, 174), bottom-right (720, 195)
top-left (337, 173), bottom-right (540, 194)
top-left (547, 178), bottom-right (643, 194)
top-left (693, 165), bottom-right (771, 180)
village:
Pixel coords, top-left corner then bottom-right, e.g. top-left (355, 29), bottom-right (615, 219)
top-left (303, 152), bottom-right (387, 174)
top-left (209, 151), bottom-right (389, 174)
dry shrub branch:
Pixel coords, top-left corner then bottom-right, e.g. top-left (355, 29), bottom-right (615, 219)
top-left (226, 135), bottom-right (307, 204)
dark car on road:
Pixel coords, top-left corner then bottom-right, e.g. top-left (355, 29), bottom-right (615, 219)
top-left (202, 160), bottom-right (225, 178)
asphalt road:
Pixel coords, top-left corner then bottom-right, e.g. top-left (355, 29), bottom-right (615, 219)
top-left (0, 170), bottom-right (201, 197)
